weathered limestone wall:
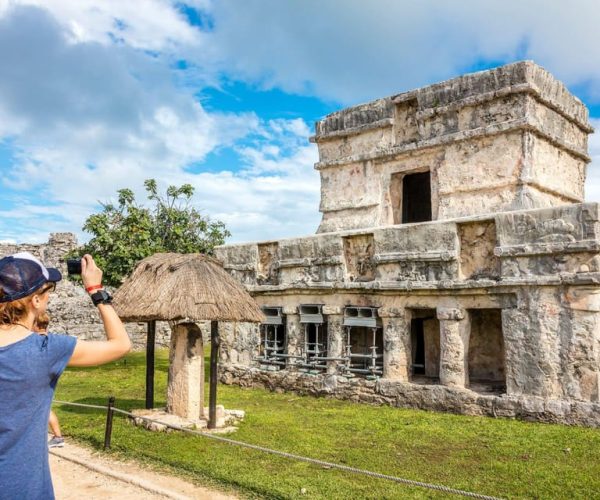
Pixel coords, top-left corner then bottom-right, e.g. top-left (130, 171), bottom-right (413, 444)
top-left (216, 201), bottom-right (600, 426)
top-left (313, 61), bottom-right (592, 233)
top-left (0, 233), bottom-right (171, 348)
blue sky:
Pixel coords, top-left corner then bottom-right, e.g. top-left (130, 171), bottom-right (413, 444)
top-left (1, 0), bottom-right (600, 244)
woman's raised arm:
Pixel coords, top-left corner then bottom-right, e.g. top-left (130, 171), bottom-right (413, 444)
top-left (68, 254), bottom-right (131, 367)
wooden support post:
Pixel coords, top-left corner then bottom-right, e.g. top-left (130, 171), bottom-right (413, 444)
top-left (103, 396), bottom-right (115, 450)
top-left (208, 320), bottom-right (219, 429)
top-left (145, 320), bottom-right (156, 409)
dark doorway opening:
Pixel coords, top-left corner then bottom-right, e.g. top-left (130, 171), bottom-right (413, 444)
top-left (402, 171), bottom-right (432, 223)
top-left (468, 309), bottom-right (506, 394)
top-left (411, 319), bottom-right (426, 375)
top-left (409, 309), bottom-right (439, 383)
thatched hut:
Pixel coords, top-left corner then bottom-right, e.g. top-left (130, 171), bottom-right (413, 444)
top-left (113, 253), bottom-right (263, 427)
top-left (114, 252), bottom-right (264, 323)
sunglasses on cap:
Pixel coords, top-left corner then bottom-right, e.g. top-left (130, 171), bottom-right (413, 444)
top-left (37, 282), bottom-right (56, 295)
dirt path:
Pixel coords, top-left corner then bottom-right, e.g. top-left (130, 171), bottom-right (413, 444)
top-left (49, 439), bottom-right (238, 500)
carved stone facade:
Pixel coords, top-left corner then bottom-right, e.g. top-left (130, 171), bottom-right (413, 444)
top-left (216, 61), bottom-right (600, 426)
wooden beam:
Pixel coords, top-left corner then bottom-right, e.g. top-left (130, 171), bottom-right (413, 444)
top-left (145, 320), bottom-right (156, 409)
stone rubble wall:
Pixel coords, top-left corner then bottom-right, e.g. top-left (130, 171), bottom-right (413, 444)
top-left (219, 365), bottom-right (600, 427)
top-left (0, 233), bottom-right (172, 349)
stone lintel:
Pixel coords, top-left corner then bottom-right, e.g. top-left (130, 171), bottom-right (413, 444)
top-left (378, 307), bottom-right (406, 318)
top-left (436, 307), bottom-right (465, 321)
top-left (223, 263), bottom-right (256, 272)
top-left (373, 251), bottom-right (456, 263)
top-left (322, 305), bottom-right (343, 315)
top-left (278, 255), bottom-right (344, 268)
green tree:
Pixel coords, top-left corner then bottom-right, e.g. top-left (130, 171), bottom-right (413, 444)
top-left (77, 179), bottom-right (230, 286)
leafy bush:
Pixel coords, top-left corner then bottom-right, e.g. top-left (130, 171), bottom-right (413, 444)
top-left (75, 179), bottom-right (230, 286)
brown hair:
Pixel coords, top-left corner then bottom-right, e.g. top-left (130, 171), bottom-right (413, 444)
top-left (0, 284), bottom-right (52, 326)
top-left (35, 312), bottom-right (50, 331)
top-left (0, 295), bottom-right (30, 325)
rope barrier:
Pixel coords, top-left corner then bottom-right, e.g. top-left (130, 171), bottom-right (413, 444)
top-left (54, 399), bottom-right (503, 500)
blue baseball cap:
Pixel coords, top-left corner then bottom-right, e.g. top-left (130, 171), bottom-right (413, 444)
top-left (0, 252), bottom-right (62, 303)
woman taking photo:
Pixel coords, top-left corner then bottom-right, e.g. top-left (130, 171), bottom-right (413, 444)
top-left (0, 252), bottom-right (131, 499)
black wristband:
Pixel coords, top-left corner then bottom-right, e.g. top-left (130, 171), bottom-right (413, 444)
top-left (90, 289), bottom-right (113, 307)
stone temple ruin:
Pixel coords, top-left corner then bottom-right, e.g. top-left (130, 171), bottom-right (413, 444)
top-left (215, 61), bottom-right (600, 426)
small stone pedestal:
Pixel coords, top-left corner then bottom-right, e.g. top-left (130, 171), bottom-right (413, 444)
top-left (167, 323), bottom-right (205, 419)
top-left (131, 322), bottom-right (246, 433)
top-left (130, 405), bottom-right (245, 434)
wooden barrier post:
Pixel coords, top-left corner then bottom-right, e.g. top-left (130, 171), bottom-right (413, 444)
top-left (103, 396), bottom-right (115, 450)
top-left (146, 320), bottom-right (156, 409)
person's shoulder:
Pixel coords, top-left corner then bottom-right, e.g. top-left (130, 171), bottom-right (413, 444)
top-left (46, 332), bottom-right (77, 345)
top-left (46, 331), bottom-right (71, 336)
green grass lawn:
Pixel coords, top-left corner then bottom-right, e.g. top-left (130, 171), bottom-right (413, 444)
top-left (54, 349), bottom-right (600, 499)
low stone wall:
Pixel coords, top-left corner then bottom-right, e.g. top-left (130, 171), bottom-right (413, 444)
top-left (220, 365), bottom-right (600, 427)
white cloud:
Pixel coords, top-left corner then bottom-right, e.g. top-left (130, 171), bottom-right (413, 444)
top-left (194, 0), bottom-right (600, 105)
top-left (3, 0), bottom-right (200, 50)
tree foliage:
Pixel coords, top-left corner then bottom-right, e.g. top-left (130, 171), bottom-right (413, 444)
top-left (77, 179), bottom-right (230, 286)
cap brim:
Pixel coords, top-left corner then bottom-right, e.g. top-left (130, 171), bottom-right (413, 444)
top-left (47, 268), bottom-right (62, 282)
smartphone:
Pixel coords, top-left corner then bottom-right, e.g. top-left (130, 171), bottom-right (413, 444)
top-left (66, 258), bottom-right (82, 276)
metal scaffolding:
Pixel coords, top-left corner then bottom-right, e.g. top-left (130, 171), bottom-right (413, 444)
top-left (342, 306), bottom-right (383, 378)
top-left (258, 307), bottom-right (287, 370)
top-left (298, 304), bottom-right (328, 373)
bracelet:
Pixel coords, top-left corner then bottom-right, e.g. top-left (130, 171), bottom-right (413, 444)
top-left (85, 284), bottom-right (104, 293)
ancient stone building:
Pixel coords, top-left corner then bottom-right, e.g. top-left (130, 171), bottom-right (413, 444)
top-left (215, 61), bottom-right (600, 426)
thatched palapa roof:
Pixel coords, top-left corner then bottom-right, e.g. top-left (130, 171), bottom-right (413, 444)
top-left (113, 253), bottom-right (264, 323)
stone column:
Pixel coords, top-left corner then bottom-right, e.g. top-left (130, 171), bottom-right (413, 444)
top-left (283, 306), bottom-right (301, 368)
top-left (437, 307), bottom-right (470, 388)
top-left (380, 307), bottom-right (410, 381)
top-left (323, 306), bottom-right (344, 375)
top-left (167, 322), bottom-right (204, 420)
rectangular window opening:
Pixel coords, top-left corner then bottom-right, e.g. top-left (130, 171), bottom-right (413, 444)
top-left (468, 309), bottom-right (506, 394)
top-left (409, 309), bottom-right (440, 384)
top-left (402, 171), bottom-right (432, 224)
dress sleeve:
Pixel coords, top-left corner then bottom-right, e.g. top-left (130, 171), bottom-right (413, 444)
top-left (46, 333), bottom-right (77, 386)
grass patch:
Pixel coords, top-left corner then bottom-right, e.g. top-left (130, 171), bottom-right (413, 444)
top-left (54, 349), bottom-right (600, 499)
